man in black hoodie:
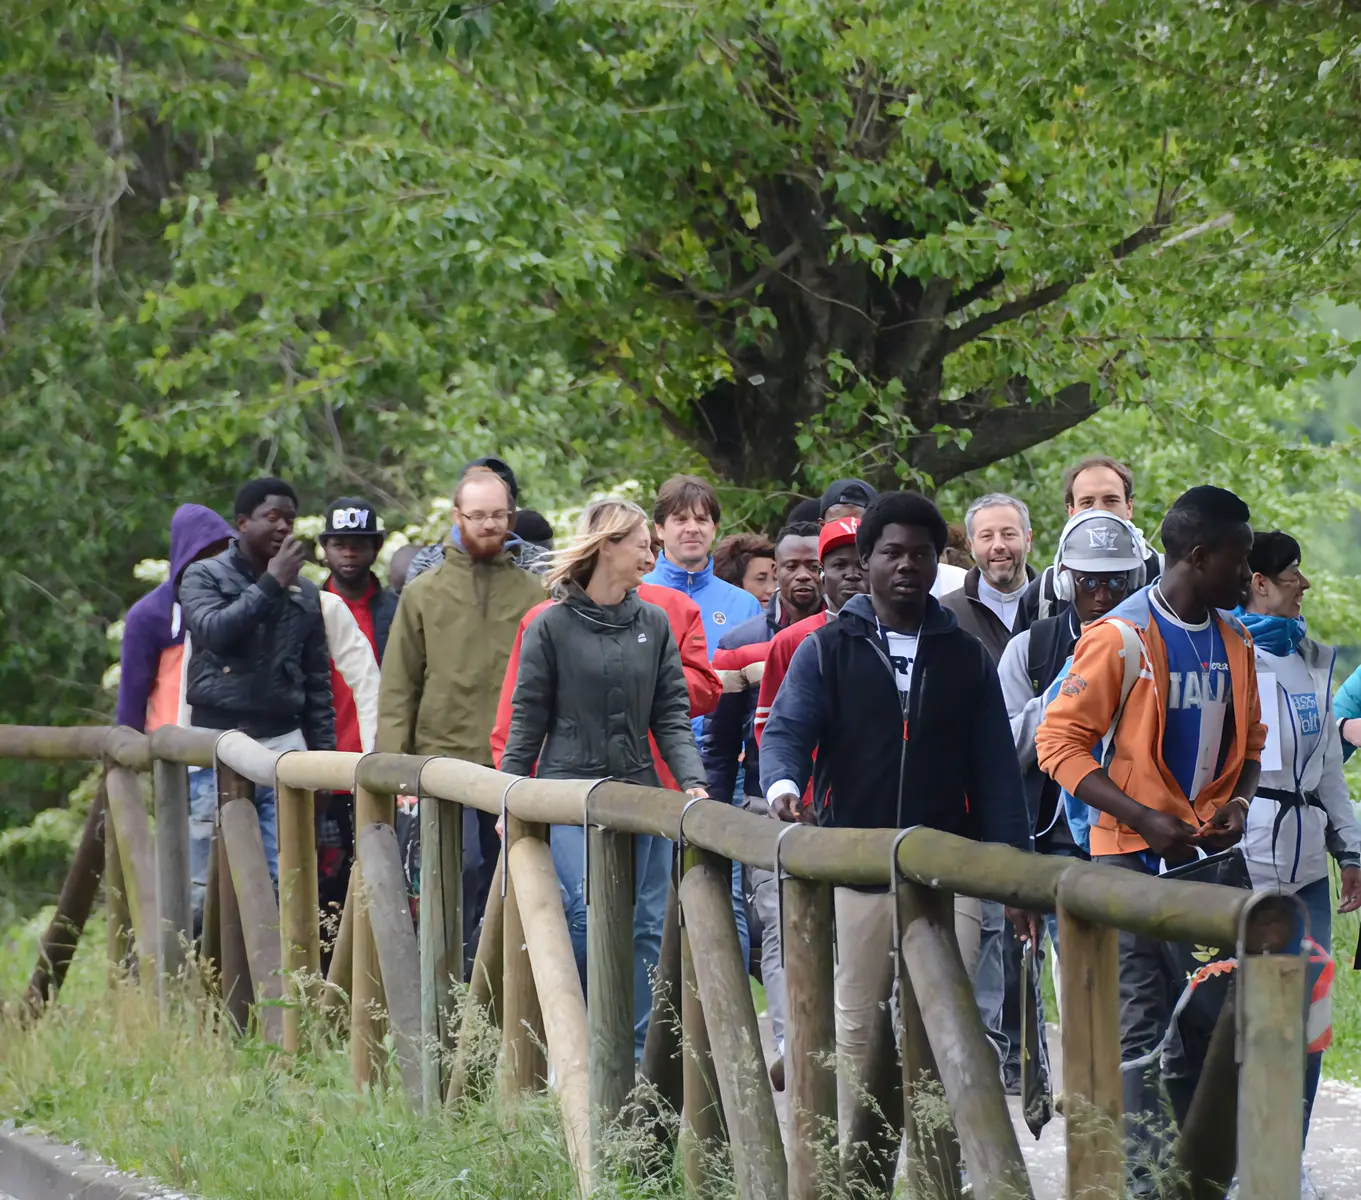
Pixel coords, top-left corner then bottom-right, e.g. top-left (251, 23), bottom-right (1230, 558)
top-left (760, 491), bottom-right (1032, 1131)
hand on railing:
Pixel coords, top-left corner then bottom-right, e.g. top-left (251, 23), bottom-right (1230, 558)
top-left (1007, 907), bottom-right (1042, 948)
top-left (685, 786), bottom-right (709, 800)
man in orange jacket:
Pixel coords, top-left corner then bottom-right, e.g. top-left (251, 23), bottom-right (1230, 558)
top-left (1036, 485), bottom-right (1265, 1192)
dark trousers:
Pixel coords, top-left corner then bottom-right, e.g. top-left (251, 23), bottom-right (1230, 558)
top-left (1099, 852), bottom-right (1184, 1190)
top-left (462, 808), bottom-right (502, 978)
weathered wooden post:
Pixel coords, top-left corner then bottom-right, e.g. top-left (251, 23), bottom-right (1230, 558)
top-left (418, 788), bottom-right (463, 1111)
top-left (897, 877), bottom-right (1034, 1200)
top-left (678, 836), bottom-right (728, 1197)
top-left (351, 784), bottom-right (393, 1090)
top-left (152, 757), bottom-right (192, 999)
top-left (105, 765), bottom-right (159, 970)
top-left (24, 774), bottom-right (108, 1013)
top-left (320, 873), bottom-right (354, 1018)
top-left (501, 809), bottom-right (548, 1102)
top-left (509, 831), bottom-right (593, 1194)
top-left (1055, 869), bottom-right (1124, 1200)
top-left (105, 807), bottom-right (132, 984)
top-left (357, 821), bottom-right (423, 1102)
top-left (216, 762), bottom-right (254, 1032)
top-left (781, 862), bottom-right (837, 1200)
top-left (275, 782), bottom-right (319, 1052)
top-left (220, 797), bottom-right (285, 1044)
top-left (678, 850), bottom-right (786, 1200)
top-left (1235, 892), bottom-right (1307, 1200)
top-left (587, 818), bottom-right (635, 1164)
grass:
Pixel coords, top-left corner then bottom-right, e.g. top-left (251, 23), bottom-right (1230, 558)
top-left (0, 935), bottom-right (685, 1200)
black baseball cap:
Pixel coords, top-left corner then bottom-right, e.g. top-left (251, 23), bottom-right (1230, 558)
top-left (819, 478), bottom-right (878, 518)
top-left (463, 455), bottom-right (519, 504)
top-left (321, 497), bottom-right (384, 541)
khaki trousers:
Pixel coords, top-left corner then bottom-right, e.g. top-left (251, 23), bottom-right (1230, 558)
top-left (833, 887), bottom-right (983, 1137)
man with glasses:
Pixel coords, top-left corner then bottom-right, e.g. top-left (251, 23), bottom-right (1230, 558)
top-left (377, 466), bottom-right (545, 964)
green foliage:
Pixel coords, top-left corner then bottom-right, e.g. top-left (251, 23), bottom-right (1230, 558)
top-left (4, 0), bottom-right (1361, 803)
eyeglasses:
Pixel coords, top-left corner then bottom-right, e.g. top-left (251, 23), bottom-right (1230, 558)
top-left (461, 510), bottom-right (511, 526)
top-left (1075, 574), bottom-right (1132, 595)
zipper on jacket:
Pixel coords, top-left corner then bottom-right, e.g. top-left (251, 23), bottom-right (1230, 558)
top-left (864, 634), bottom-right (926, 830)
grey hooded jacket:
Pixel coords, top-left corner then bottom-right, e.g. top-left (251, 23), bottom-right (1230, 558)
top-left (500, 586), bottom-right (705, 790)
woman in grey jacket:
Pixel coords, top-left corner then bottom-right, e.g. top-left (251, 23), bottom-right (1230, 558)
top-left (1236, 531), bottom-right (1361, 1154)
top-left (501, 498), bottom-right (708, 1058)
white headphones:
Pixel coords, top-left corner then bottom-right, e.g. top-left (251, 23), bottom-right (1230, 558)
top-left (1052, 509), bottom-right (1149, 602)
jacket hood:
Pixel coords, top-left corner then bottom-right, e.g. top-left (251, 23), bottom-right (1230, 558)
top-left (561, 585), bottom-right (643, 631)
top-left (169, 504), bottom-right (234, 588)
top-left (651, 550), bottom-right (713, 591)
top-left (837, 591), bottom-right (958, 637)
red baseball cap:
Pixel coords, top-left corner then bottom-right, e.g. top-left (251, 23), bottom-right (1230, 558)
top-left (818, 517), bottom-right (860, 559)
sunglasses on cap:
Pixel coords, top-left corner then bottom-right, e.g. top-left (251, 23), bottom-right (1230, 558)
top-left (1074, 574), bottom-right (1132, 596)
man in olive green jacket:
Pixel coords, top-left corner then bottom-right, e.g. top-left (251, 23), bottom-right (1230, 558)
top-left (377, 470), bottom-right (545, 961)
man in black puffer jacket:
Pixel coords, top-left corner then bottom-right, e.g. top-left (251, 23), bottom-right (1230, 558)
top-left (180, 477), bottom-right (334, 921)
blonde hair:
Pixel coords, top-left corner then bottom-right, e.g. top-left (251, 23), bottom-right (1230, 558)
top-left (547, 499), bottom-right (650, 593)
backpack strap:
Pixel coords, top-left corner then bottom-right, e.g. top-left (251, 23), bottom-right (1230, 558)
top-left (1100, 618), bottom-right (1146, 766)
top-left (1027, 619), bottom-right (1063, 696)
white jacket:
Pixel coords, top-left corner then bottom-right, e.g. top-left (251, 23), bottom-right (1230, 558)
top-left (319, 591), bottom-right (381, 753)
top-left (1244, 637), bottom-right (1361, 891)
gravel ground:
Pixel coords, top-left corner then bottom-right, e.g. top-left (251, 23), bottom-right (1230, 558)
top-left (758, 1015), bottom-right (1361, 1198)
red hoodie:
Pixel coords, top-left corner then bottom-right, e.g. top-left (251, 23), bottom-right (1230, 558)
top-left (490, 582), bottom-right (721, 788)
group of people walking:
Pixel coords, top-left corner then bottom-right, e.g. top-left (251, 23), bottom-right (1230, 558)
top-left (115, 451), bottom-right (1360, 1197)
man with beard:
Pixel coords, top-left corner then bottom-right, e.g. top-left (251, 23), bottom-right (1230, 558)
top-left (939, 491), bottom-right (1035, 1089)
top-left (939, 492), bottom-right (1035, 660)
top-left (378, 470), bottom-right (545, 966)
top-left (180, 478), bottom-right (335, 920)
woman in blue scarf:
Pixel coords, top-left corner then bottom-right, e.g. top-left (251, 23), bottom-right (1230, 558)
top-left (1237, 530), bottom-right (1361, 1178)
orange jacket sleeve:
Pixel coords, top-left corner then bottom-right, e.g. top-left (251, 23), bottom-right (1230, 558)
top-left (1034, 619), bottom-right (1129, 797)
top-left (490, 600), bottom-right (552, 769)
top-left (679, 604), bottom-right (722, 718)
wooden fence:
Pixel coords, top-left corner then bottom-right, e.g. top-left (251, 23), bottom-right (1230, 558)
top-left (3, 723), bottom-right (1308, 1200)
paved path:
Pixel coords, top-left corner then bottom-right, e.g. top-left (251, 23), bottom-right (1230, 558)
top-left (758, 1015), bottom-right (1361, 1197)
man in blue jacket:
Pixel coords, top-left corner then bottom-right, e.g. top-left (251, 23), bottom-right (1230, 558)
top-left (761, 490), bottom-right (1033, 1135)
top-left (643, 474), bottom-right (761, 654)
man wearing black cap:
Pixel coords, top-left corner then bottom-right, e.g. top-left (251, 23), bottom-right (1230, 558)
top-left (405, 455), bottom-right (551, 584)
top-left (319, 498), bottom-right (399, 661)
top-left (818, 477), bottom-right (878, 523)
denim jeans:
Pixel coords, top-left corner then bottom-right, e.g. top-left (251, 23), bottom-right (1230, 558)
top-left (731, 765), bottom-right (751, 971)
top-left (188, 765), bottom-right (279, 929)
top-left (1296, 874), bottom-right (1332, 1141)
top-left (975, 899), bottom-right (1007, 1056)
top-left (550, 825), bottom-right (674, 1058)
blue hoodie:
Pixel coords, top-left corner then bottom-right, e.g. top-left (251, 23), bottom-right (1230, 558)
top-left (642, 552), bottom-right (761, 657)
top-left (116, 504), bottom-right (234, 730)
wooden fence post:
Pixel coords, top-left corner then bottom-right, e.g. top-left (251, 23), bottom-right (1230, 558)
top-left (678, 854), bottom-right (786, 1200)
top-left (357, 822), bottom-right (423, 1102)
top-left (897, 879), bottom-right (1034, 1200)
top-left (509, 833), bottom-right (593, 1195)
top-left (351, 786), bottom-right (393, 1091)
top-left (588, 825), bottom-right (635, 1162)
top-left (216, 764), bottom-right (254, 1033)
top-left (501, 812), bottom-right (548, 1103)
top-left (105, 766), bottom-right (159, 969)
top-left (24, 774), bottom-right (108, 1013)
top-left (276, 783), bottom-right (319, 1052)
top-left (1055, 885), bottom-right (1123, 1200)
top-left (153, 758), bottom-right (192, 999)
top-left (1236, 894), bottom-right (1307, 1200)
top-left (680, 845), bottom-right (725, 1198)
top-left (106, 808), bottom-right (131, 985)
top-left (782, 875), bottom-right (837, 1200)
top-left (220, 798), bottom-right (285, 1044)
top-left (419, 792), bottom-right (463, 1111)
top-left (1174, 987), bottom-right (1239, 1199)
top-left (320, 872), bottom-right (354, 1018)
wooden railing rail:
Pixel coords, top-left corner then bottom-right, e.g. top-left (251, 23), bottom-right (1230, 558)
top-left (5, 723), bottom-right (1305, 1200)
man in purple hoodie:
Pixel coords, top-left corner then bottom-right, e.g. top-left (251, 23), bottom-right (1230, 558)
top-left (116, 504), bottom-right (233, 733)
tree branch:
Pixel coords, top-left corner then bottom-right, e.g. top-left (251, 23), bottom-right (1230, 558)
top-left (639, 241), bottom-right (801, 306)
top-left (940, 221), bottom-right (1168, 356)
